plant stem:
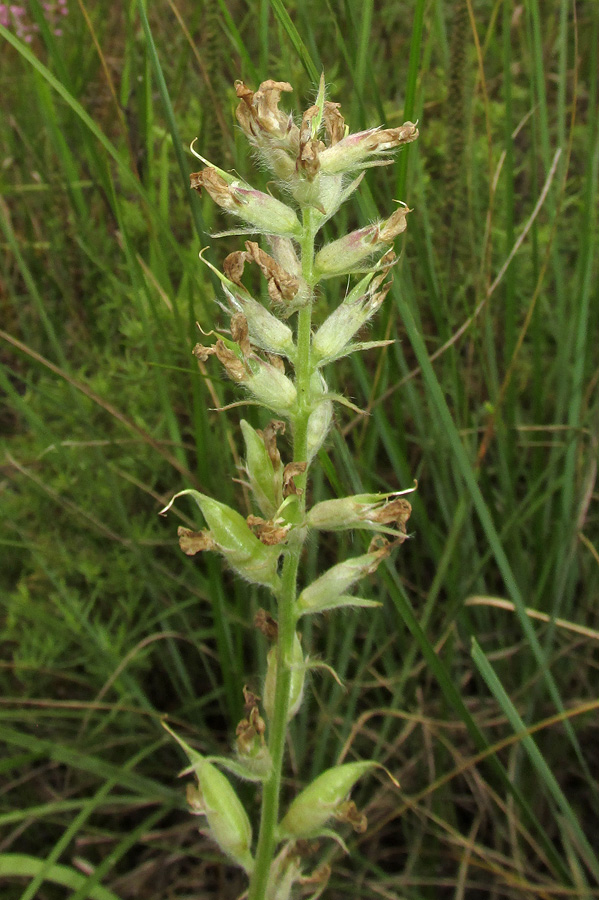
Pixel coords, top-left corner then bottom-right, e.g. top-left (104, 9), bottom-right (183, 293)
top-left (247, 209), bottom-right (316, 900)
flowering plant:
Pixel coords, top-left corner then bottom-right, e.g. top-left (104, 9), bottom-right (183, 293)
top-left (161, 76), bottom-right (418, 900)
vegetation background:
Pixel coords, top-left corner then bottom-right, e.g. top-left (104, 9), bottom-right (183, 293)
top-left (1, 0), bottom-right (598, 898)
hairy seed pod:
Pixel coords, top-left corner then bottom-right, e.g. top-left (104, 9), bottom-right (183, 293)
top-left (278, 761), bottom-right (376, 839)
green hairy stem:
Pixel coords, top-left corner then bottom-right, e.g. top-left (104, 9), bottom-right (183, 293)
top-left (249, 209), bottom-right (316, 900)
top-left (163, 75), bottom-right (418, 900)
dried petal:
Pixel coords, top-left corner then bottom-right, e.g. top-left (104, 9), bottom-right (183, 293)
top-left (246, 514), bottom-right (291, 545)
top-left (223, 250), bottom-right (246, 285)
top-left (177, 526), bottom-right (216, 556)
top-left (192, 342), bottom-right (216, 362)
top-left (230, 313), bottom-right (252, 357)
top-left (235, 79), bottom-right (294, 139)
top-left (243, 685), bottom-right (260, 714)
top-left (323, 101), bottom-right (345, 145)
top-left (369, 497), bottom-right (412, 532)
top-left (283, 461), bottom-right (307, 497)
top-left (335, 800), bottom-right (367, 833)
top-left (254, 608), bottom-right (278, 641)
top-left (244, 241), bottom-right (300, 304)
top-left (190, 167), bottom-right (239, 209)
top-left (214, 339), bottom-right (248, 383)
top-left (377, 205), bottom-right (411, 242)
top-left (259, 419), bottom-right (286, 470)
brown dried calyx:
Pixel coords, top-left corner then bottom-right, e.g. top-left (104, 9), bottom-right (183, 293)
top-left (224, 240), bottom-right (300, 307)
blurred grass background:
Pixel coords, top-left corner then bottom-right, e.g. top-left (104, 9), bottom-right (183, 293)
top-left (1, 0), bottom-right (598, 898)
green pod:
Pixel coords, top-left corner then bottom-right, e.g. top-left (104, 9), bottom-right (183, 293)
top-left (306, 491), bottom-right (411, 537)
top-left (306, 399), bottom-right (333, 462)
top-left (193, 757), bottom-right (254, 873)
top-left (225, 286), bottom-right (296, 358)
top-left (263, 632), bottom-right (305, 723)
top-left (313, 225), bottom-right (379, 278)
top-left (297, 550), bottom-right (385, 615)
top-left (279, 761), bottom-right (375, 839)
top-left (164, 489), bottom-right (281, 588)
top-left (246, 360), bottom-right (297, 416)
top-left (307, 494), bottom-right (381, 530)
top-left (163, 723), bottom-right (253, 873)
top-left (240, 420), bottom-right (282, 518)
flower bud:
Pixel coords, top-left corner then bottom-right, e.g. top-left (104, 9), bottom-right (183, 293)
top-left (246, 358), bottom-right (297, 415)
top-left (307, 492), bottom-right (412, 536)
top-left (318, 122), bottom-right (419, 175)
top-left (278, 761), bottom-right (376, 840)
top-left (240, 419), bottom-right (282, 517)
top-left (161, 489), bottom-right (281, 588)
top-left (263, 632), bottom-right (305, 723)
top-left (297, 546), bottom-right (391, 615)
top-left (190, 167), bottom-right (301, 238)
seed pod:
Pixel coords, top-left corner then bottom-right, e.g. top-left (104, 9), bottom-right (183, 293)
top-left (314, 207), bottom-right (410, 279)
top-left (186, 758), bottom-right (254, 872)
top-left (278, 761), bottom-right (376, 840)
top-left (306, 399), bottom-right (333, 462)
top-left (246, 358), bottom-right (297, 415)
top-left (297, 547), bottom-right (391, 616)
top-left (307, 492), bottom-right (412, 537)
top-left (190, 166), bottom-right (301, 238)
top-left (263, 632), bottom-right (305, 723)
top-left (312, 262), bottom-right (393, 364)
top-left (161, 489), bottom-right (281, 588)
top-left (241, 420), bottom-right (282, 518)
top-left (318, 122), bottom-right (419, 175)
top-left (163, 723), bottom-right (254, 874)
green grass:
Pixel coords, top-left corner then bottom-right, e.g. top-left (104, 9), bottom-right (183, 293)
top-left (1, 1), bottom-right (598, 898)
